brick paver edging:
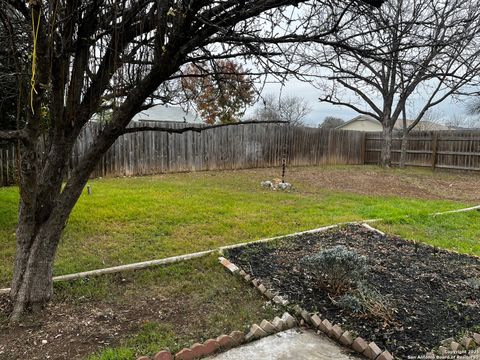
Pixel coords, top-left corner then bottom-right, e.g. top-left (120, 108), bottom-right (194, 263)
top-left (423, 333), bottom-right (480, 359)
top-left (134, 309), bottom-right (299, 360)
top-left (218, 256), bottom-right (395, 360)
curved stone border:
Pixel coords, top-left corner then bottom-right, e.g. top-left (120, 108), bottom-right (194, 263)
top-left (0, 250), bottom-right (215, 295)
top-left (433, 204), bottom-right (480, 216)
top-left (424, 333), bottom-right (480, 358)
top-left (134, 312), bottom-right (299, 360)
top-left (219, 256), bottom-right (395, 360)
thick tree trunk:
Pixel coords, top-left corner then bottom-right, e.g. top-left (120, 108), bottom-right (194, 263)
top-left (380, 125), bottom-right (393, 167)
top-left (9, 139), bottom-right (81, 322)
top-left (10, 202), bottom-right (66, 321)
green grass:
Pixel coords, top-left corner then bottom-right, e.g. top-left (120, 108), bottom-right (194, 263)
top-left (376, 211), bottom-right (480, 257)
top-left (1, 166), bottom-right (479, 360)
top-left (0, 166), bottom-right (475, 286)
top-left (53, 255), bottom-right (279, 360)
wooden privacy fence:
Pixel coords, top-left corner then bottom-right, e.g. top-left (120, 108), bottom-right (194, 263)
top-left (2, 124), bottom-right (480, 187)
top-left (78, 121), bottom-right (365, 178)
top-left (0, 143), bottom-right (17, 186)
top-left (0, 121), bottom-right (366, 186)
top-left (364, 130), bottom-right (480, 171)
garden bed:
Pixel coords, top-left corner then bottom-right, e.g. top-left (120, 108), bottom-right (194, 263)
top-left (225, 225), bottom-right (480, 359)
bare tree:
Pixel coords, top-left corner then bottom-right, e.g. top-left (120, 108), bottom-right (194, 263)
top-left (467, 99), bottom-right (480, 126)
top-left (0, 0), bottom-right (383, 320)
top-left (301, 0), bottom-right (480, 166)
top-left (446, 113), bottom-right (480, 129)
top-left (319, 116), bottom-right (344, 128)
top-left (253, 93), bottom-right (311, 126)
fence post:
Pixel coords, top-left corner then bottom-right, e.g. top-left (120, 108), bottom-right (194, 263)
top-left (361, 132), bottom-right (367, 164)
top-left (0, 148), bottom-right (3, 186)
top-left (431, 132), bottom-right (438, 170)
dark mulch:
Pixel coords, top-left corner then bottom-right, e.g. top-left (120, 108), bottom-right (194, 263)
top-left (226, 225), bottom-right (480, 359)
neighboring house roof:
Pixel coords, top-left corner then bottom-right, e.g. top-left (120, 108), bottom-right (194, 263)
top-left (335, 115), bottom-right (382, 131)
top-left (335, 115), bottom-right (378, 128)
top-left (132, 105), bottom-right (199, 123)
top-left (336, 114), bottom-right (451, 131)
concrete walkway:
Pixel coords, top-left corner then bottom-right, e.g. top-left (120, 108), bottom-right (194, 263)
top-left (206, 328), bottom-right (361, 360)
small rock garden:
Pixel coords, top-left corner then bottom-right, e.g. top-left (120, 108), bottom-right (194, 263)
top-left (225, 225), bottom-right (480, 359)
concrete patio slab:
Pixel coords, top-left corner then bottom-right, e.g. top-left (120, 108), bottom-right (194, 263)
top-left (205, 328), bottom-right (362, 360)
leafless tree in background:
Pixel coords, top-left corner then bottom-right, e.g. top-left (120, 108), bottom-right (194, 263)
top-left (0, 0), bottom-right (384, 320)
top-left (298, 0), bottom-right (480, 166)
top-left (447, 113), bottom-right (480, 129)
top-left (252, 93), bottom-right (312, 126)
top-left (319, 116), bottom-right (345, 128)
top-left (468, 99), bottom-right (480, 125)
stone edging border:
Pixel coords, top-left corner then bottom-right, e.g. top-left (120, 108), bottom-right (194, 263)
top-left (218, 256), bottom-right (394, 360)
top-left (134, 311), bottom-right (299, 360)
top-left (424, 334), bottom-right (480, 359)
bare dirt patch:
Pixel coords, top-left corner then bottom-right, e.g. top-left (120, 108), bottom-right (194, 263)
top-left (0, 257), bottom-right (276, 360)
top-left (0, 296), bottom-right (167, 360)
top-left (284, 166), bottom-right (480, 203)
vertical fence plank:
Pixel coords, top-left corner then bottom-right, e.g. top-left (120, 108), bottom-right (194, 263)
top-left (431, 132), bottom-right (438, 170)
top-left (2, 125), bottom-right (480, 187)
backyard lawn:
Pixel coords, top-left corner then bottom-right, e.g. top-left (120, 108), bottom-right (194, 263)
top-left (1, 255), bottom-right (280, 360)
top-left (0, 165), bottom-right (479, 359)
top-left (0, 165), bottom-right (479, 287)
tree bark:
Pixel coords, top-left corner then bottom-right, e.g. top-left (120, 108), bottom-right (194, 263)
top-left (10, 192), bottom-right (79, 321)
top-left (10, 223), bottom-right (58, 317)
top-left (9, 139), bottom-right (80, 321)
top-left (399, 104), bottom-right (408, 168)
top-left (380, 124), bottom-right (393, 167)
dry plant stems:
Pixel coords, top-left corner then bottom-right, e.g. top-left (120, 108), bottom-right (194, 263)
top-left (302, 245), bottom-right (394, 323)
top-left (355, 284), bottom-right (395, 324)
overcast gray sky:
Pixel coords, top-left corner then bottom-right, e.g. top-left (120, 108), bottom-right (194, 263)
top-left (245, 78), bottom-right (472, 127)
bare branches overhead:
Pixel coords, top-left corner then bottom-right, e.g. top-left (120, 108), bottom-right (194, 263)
top-left (2, 0), bottom-right (386, 320)
top-left (120, 119), bottom-right (287, 135)
top-left (298, 0), bottom-right (480, 165)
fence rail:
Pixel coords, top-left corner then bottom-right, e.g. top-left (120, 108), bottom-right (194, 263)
top-left (1, 124), bottom-right (479, 187)
top-left (0, 122), bottom-right (365, 187)
top-left (364, 130), bottom-right (480, 171)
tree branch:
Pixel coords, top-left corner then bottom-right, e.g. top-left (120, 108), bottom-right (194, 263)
top-left (319, 96), bottom-right (379, 120)
top-left (120, 120), bottom-right (288, 135)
